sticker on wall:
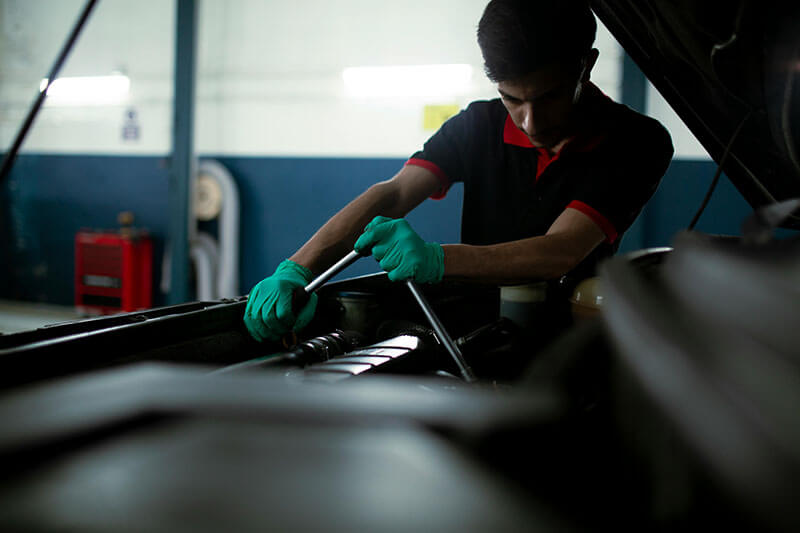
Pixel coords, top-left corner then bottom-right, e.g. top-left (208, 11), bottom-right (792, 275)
top-left (423, 104), bottom-right (460, 131)
top-left (122, 108), bottom-right (140, 141)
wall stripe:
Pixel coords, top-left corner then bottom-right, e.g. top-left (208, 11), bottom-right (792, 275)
top-left (1, 154), bottom-right (773, 307)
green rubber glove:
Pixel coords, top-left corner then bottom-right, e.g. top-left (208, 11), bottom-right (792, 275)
top-left (354, 216), bottom-right (444, 283)
top-left (243, 259), bottom-right (318, 342)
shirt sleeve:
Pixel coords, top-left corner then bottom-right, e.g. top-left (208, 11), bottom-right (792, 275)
top-left (406, 102), bottom-right (488, 200)
top-left (568, 117), bottom-right (674, 243)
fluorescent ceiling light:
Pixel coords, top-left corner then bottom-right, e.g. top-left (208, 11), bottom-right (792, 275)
top-left (40, 74), bottom-right (130, 105)
top-left (342, 64), bottom-right (472, 98)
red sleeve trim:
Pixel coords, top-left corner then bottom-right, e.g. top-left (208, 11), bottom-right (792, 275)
top-left (405, 158), bottom-right (451, 200)
top-left (567, 200), bottom-right (619, 243)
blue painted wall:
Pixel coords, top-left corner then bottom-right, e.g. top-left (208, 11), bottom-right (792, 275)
top-left (1, 155), bottom-right (171, 305)
top-left (212, 156), bottom-right (463, 291)
top-left (0, 153), bottom-right (765, 307)
top-left (0, 154), bottom-right (462, 306)
top-left (619, 159), bottom-right (753, 252)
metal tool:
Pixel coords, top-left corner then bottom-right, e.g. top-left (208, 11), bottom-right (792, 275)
top-left (405, 280), bottom-right (477, 383)
top-left (305, 250), bottom-right (363, 293)
top-left (293, 249), bottom-right (477, 383)
top-left (291, 250), bottom-right (363, 313)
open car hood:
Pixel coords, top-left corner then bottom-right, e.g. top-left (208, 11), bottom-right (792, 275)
top-left (592, 0), bottom-right (800, 224)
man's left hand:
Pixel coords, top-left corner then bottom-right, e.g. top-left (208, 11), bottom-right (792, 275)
top-left (354, 216), bottom-right (444, 283)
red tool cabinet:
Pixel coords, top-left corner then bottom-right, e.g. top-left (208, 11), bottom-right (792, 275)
top-left (75, 230), bottom-right (153, 315)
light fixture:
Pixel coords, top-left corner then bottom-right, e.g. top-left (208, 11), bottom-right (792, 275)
top-left (342, 64), bottom-right (472, 98)
top-left (39, 74), bottom-right (130, 105)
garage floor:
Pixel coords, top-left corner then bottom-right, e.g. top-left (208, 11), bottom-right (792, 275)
top-left (0, 300), bottom-right (82, 335)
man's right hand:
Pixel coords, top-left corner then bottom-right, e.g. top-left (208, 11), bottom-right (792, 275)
top-left (243, 259), bottom-right (318, 342)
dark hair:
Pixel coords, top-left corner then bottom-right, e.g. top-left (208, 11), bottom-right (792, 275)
top-left (477, 0), bottom-right (597, 82)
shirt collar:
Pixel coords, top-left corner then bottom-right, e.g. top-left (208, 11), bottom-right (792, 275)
top-left (503, 114), bottom-right (535, 147)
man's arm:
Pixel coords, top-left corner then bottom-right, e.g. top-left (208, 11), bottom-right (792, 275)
top-left (290, 164), bottom-right (442, 274)
top-left (441, 207), bottom-right (606, 284)
top-left (243, 164), bottom-right (440, 342)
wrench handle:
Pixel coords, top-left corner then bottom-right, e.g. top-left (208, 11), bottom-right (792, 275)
top-left (405, 280), bottom-right (476, 383)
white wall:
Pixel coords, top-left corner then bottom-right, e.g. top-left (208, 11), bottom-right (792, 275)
top-left (0, 0), bottom-right (174, 154)
top-left (1, 0), bottom-right (624, 158)
top-left (646, 83), bottom-right (710, 160)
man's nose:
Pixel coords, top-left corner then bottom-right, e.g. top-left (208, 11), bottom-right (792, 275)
top-left (520, 103), bottom-right (536, 135)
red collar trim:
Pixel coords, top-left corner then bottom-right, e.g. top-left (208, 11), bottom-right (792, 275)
top-left (503, 115), bottom-right (535, 147)
top-left (504, 115), bottom-right (606, 181)
top-left (504, 116), bottom-right (571, 181)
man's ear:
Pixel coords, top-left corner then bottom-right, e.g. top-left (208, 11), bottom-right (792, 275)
top-left (582, 48), bottom-right (600, 83)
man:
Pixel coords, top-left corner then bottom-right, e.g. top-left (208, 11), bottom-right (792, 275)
top-left (244, 0), bottom-right (673, 343)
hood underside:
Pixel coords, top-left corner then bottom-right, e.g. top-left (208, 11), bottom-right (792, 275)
top-left (592, 0), bottom-right (800, 226)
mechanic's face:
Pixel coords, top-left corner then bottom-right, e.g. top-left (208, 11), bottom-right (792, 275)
top-left (498, 49), bottom-right (599, 150)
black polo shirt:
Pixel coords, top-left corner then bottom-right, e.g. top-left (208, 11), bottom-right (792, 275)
top-left (406, 83), bottom-right (673, 278)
